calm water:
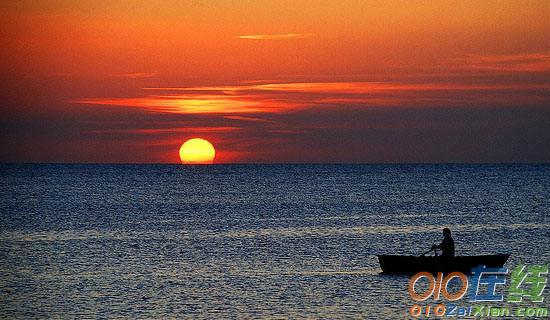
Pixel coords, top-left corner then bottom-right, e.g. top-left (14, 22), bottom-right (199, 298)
top-left (1, 164), bottom-right (549, 319)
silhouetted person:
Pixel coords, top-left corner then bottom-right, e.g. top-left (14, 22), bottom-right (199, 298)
top-left (432, 228), bottom-right (455, 257)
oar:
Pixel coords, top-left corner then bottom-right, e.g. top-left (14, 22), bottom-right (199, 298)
top-left (420, 247), bottom-right (434, 257)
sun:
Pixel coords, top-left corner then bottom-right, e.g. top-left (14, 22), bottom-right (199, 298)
top-left (179, 138), bottom-right (216, 164)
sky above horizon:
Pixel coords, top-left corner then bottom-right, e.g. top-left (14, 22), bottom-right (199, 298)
top-left (1, 0), bottom-right (549, 163)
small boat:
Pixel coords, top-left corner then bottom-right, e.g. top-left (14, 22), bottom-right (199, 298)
top-left (377, 254), bottom-right (510, 274)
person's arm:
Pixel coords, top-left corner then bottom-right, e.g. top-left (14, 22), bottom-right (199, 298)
top-left (432, 239), bottom-right (444, 250)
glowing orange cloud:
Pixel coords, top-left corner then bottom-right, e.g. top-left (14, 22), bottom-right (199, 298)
top-left (73, 80), bottom-right (549, 115)
top-left (74, 95), bottom-right (281, 114)
top-left (89, 127), bottom-right (241, 136)
top-left (112, 72), bottom-right (159, 79)
top-left (455, 53), bottom-right (550, 72)
top-left (237, 33), bottom-right (314, 40)
top-left (224, 115), bottom-right (275, 123)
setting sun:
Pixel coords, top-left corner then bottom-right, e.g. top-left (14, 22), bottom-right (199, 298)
top-left (179, 138), bottom-right (216, 164)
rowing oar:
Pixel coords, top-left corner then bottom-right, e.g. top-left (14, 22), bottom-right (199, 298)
top-left (420, 247), bottom-right (434, 257)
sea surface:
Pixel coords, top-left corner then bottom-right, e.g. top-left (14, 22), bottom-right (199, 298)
top-left (1, 164), bottom-right (549, 319)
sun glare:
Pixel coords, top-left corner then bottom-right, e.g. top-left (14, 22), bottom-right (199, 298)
top-left (179, 138), bottom-right (216, 164)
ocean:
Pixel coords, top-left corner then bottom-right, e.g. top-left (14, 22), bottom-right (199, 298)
top-left (1, 164), bottom-right (549, 318)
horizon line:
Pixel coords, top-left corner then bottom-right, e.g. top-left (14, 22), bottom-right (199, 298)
top-left (1, 162), bottom-right (549, 166)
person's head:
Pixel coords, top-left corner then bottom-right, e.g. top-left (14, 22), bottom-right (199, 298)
top-left (443, 228), bottom-right (451, 237)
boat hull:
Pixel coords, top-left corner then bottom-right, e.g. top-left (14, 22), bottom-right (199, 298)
top-left (377, 254), bottom-right (510, 274)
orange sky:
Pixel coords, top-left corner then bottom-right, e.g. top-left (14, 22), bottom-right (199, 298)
top-left (1, 1), bottom-right (549, 163)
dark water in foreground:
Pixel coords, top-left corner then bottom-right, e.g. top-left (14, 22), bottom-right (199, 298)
top-left (1, 164), bottom-right (549, 319)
